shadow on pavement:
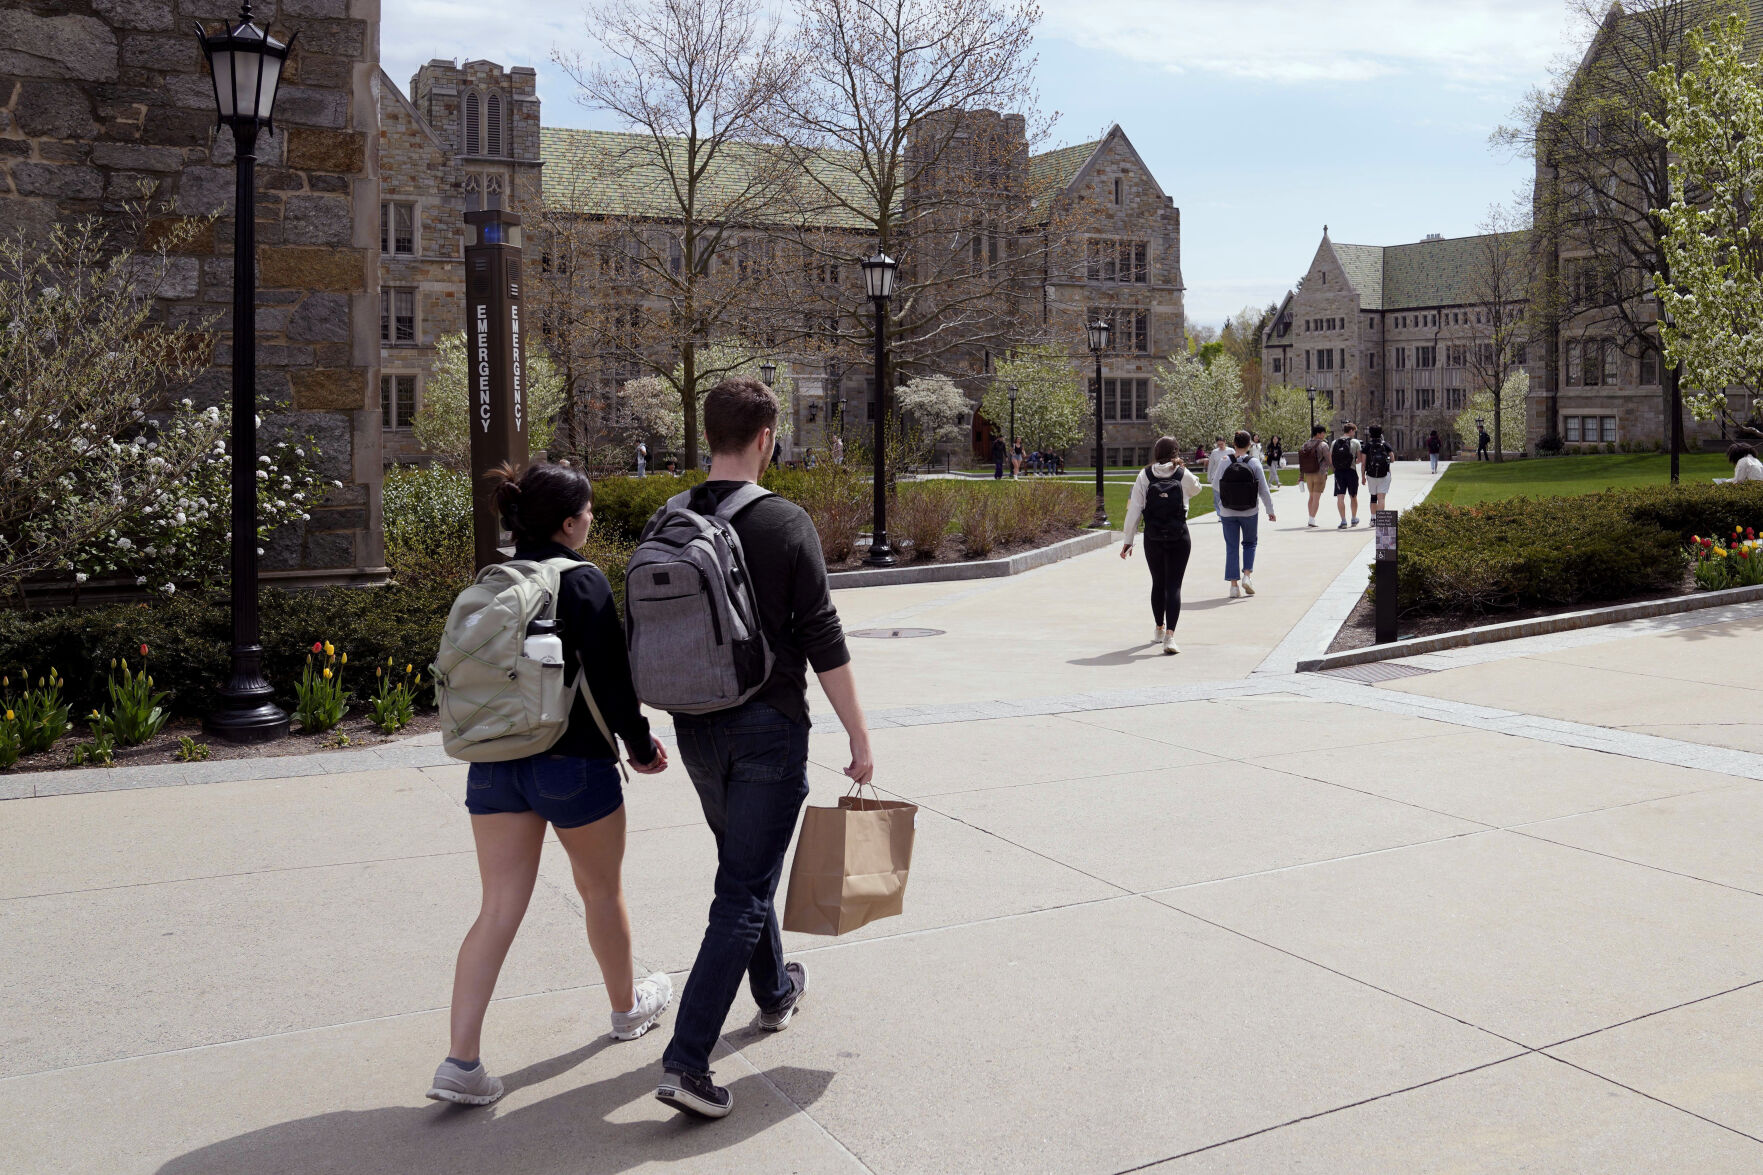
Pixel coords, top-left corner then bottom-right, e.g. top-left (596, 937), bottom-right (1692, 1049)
top-left (1068, 644), bottom-right (1167, 667)
top-left (153, 1045), bottom-right (838, 1175)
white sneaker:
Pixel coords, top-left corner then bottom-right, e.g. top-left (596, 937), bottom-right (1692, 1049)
top-left (1241, 571), bottom-right (1256, 596)
top-left (426, 1058), bottom-right (505, 1106)
top-left (1229, 582), bottom-right (1242, 599)
top-left (1154, 625), bottom-right (1166, 645)
top-left (610, 972), bottom-right (674, 1041)
top-left (1307, 518), bottom-right (1317, 528)
top-left (1162, 630), bottom-right (1179, 655)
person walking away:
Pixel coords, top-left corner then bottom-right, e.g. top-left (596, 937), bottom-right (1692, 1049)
top-left (1719, 442), bottom-right (1763, 483)
top-left (426, 462), bottom-right (672, 1108)
top-left (1363, 425), bottom-right (1394, 513)
top-left (1332, 422), bottom-right (1363, 529)
top-left (1216, 430), bottom-right (1276, 597)
top-left (1120, 436), bottom-right (1201, 654)
top-left (1298, 424), bottom-right (1331, 528)
top-left (644, 379), bottom-right (875, 1121)
top-left (636, 440), bottom-right (649, 479)
top-left (1206, 436), bottom-right (1231, 514)
top-left (1426, 429), bottom-right (1442, 474)
top-left (991, 435), bottom-right (1006, 480)
top-left (1477, 426), bottom-right (1491, 461)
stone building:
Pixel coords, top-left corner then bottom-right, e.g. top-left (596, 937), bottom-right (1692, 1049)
top-left (0, 0), bottom-right (388, 584)
top-left (1263, 228), bottom-right (1530, 456)
top-left (375, 59), bottom-right (542, 462)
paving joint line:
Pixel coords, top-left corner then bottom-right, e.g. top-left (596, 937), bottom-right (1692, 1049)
top-left (1537, 978), bottom-right (1763, 1053)
top-left (1537, 1052), bottom-right (1763, 1147)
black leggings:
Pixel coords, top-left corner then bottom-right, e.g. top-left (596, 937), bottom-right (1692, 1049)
top-left (1145, 534), bottom-right (1192, 629)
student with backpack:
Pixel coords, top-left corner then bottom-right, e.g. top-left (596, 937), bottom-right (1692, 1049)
top-left (631, 378), bottom-right (875, 1121)
top-left (426, 462), bottom-right (672, 1109)
top-left (1119, 436), bottom-right (1202, 654)
top-left (1332, 421), bottom-right (1363, 529)
top-left (1216, 429), bottom-right (1276, 598)
top-left (1297, 424), bottom-right (1331, 528)
top-left (1363, 425), bottom-right (1394, 513)
top-left (1426, 429), bottom-right (1443, 474)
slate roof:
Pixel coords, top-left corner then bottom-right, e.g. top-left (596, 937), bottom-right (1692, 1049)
top-left (540, 126), bottom-right (1105, 226)
top-left (1329, 231), bottom-right (1530, 310)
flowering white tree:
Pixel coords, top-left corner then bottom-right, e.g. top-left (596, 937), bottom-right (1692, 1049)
top-left (985, 345), bottom-right (1088, 455)
top-left (1647, 11), bottom-right (1763, 428)
top-left (0, 216), bottom-right (228, 591)
top-left (1455, 370), bottom-right (1532, 455)
top-left (415, 331), bottom-right (568, 464)
top-left (618, 375), bottom-right (687, 451)
top-left (1251, 383), bottom-right (1313, 454)
top-left (893, 373), bottom-right (969, 464)
top-left (1150, 350), bottom-right (1248, 453)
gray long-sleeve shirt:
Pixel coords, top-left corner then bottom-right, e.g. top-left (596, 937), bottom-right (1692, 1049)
top-left (1213, 453), bottom-right (1276, 518)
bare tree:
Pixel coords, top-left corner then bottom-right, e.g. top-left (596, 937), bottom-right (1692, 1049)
top-left (1462, 203), bottom-right (1534, 460)
top-left (551, 0), bottom-right (802, 468)
top-left (778, 0), bottom-right (1087, 386)
top-left (1496, 0), bottom-right (1714, 475)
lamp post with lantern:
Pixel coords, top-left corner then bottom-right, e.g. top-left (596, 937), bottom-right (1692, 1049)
top-left (1086, 317), bottom-right (1112, 527)
top-left (861, 251), bottom-right (898, 567)
top-left (1307, 385), bottom-right (1318, 434)
top-left (1007, 384), bottom-right (1017, 477)
top-left (193, 1), bottom-right (294, 743)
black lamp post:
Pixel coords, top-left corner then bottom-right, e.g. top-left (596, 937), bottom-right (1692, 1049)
top-left (1307, 385), bottom-right (1317, 433)
top-left (1007, 385), bottom-right (1017, 477)
top-left (861, 251), bottom-right (898, 567)
top-left (1662, 303), bottom-right (1682, 484)
top-left (195, 2), bottom-right (294, 743)
top-left (1086, 317), bottom-right (1112, 527)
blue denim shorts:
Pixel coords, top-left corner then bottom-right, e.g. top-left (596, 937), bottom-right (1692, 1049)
top-left (465, 754), bottom-right (624, 828)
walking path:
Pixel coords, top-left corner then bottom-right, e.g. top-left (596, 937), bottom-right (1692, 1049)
top-left (5, 459), bottom-right (1762, 1173)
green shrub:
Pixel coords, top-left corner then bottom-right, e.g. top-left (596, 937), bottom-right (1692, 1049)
top-left (894, 482), bottom-right (960, 559)
top-left (592, 472), bottom-right (707, 542)
top-left (383, 465), bottom-right (473, 582)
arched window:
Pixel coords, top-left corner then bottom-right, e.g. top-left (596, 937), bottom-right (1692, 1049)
top-left (486, 92), bottom-right (503, 156)
top-left (464, 91), bottom-right (481, 156)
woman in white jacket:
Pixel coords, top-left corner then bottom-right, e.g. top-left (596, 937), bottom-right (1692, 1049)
top-left (1120, 436), bottom-right (1203, 654)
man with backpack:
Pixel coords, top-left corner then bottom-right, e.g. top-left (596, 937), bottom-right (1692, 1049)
top-left (1426, 429), bottom-right (1443, 474)
top-left (1215, 429), bottom-right (1276, 598)
top-left (1363, 424), bottom-right (1394, 513)
top-left (1297, 424), bottom-right (1331, 528)
top-left (1332, 421), bottom-right (1363, 529)
top-left (1478, 426), bottom-right (1492, 461)
top-left (627, 378), bottom-right (875, 1122)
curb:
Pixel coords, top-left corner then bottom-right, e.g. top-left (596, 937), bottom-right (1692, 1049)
top-left (1295, 582), bottom-right (1763, 673)
top-left (828, 528), bottom-right (1115, 590)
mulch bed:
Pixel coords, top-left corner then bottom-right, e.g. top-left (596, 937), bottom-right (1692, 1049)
top-left (1327, 568), bottom-right (1699, 654)
top-left (827, 526), bottom-right (1085, 572)
top-left (5, 708), bottom-right (441, 776)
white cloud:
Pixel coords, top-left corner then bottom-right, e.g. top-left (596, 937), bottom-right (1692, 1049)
top-left (1040, 0), bottom-right (1572, 89)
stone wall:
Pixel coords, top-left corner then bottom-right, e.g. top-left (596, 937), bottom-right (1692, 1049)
top-left (0, 0), bottom-right (385, 583)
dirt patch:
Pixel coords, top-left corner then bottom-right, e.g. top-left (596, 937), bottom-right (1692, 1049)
top-left (1327, 568), bottom-right (1700, 654)
top-left (828, 526), bottom-right (1086, 572)
top-left (6, 708), bottom-right (441, 776)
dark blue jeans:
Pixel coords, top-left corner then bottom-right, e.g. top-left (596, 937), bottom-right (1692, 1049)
top-left (662, 701), bottom-right (811, 1078)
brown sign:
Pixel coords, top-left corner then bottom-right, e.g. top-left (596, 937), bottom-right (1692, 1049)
top-left (463, 209), bottom-right (529, 570)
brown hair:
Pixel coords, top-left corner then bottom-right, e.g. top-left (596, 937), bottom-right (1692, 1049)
top-left (1729, 442), bottom-right (1757, 464)
top-left (1233, 429), bottom-right (1252, 450)
top-left (704, 377), bottom-right (779, 455)
top-left (486, 460), bottom-right (593, 546)
top-left (1151, 436), bottom-right (1179, 464)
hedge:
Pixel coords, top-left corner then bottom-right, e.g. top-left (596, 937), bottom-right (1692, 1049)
top-left (1393, 482), bottom-right (1763, 615)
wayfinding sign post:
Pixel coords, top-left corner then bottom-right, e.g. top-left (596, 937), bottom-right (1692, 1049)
top-left (463, 208), bottom-right (529, 571)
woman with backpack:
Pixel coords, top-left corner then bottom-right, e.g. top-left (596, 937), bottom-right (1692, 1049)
top-left (426, 461), bottom-right (673, 1109)
top-left (1120, 436), bottom-right (1202, 654)
top-left (1363, 425), bottom-right (1394, 513)
top-left (1426, 430), bottom-right (1443, 474)
top-left (1215, 429), bottom-right (1277, 598)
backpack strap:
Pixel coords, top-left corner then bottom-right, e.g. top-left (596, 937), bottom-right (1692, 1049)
top-left (712, 482), bottom-right (773, 520)
top-left (542, 555), bottom-right (632, 783)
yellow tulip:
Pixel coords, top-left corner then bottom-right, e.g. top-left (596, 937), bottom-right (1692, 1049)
top-left (405, 664), bottom-right (412, 674)
top-left (324, 641), bottom-right (334, 657)
top-left (323, 667), bottom-right (332, 680)
top-left (4, 710), bottom-right (12, 722)
top-left (340, 653), bottom-right (347, 665)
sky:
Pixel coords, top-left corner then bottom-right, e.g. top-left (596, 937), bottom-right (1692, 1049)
top-left (379, 0), bottom-right (1587, 329)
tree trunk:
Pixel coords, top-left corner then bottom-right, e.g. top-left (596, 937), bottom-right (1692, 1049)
top-left (681, 340), bottom-right (699, 471)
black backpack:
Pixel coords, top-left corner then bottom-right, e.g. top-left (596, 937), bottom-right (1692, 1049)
top-left (1364, 439), bottom-right (1391, 479)
top-left (1141, 466), bottom-right (1188, 540)
top-left (1216, 456), bottom-right (1259, 511)
top-left (1331, 437), bottom-right (1356, 473)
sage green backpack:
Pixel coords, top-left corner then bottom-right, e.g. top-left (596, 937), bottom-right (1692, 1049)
top-left (431, 556), bottom-right (621, 764)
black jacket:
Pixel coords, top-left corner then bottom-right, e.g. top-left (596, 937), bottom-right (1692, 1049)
top-left (513, 542), bottom-right (656, 765)
top-left (686, 482), bottom-right (851, 726)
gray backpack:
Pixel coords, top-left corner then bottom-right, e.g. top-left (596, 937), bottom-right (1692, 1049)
top-left (625, 484), bottom-right (774, 715)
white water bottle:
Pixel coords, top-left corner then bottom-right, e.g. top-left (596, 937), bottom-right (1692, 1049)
top-left (524, 618), bottom-right (564, 665)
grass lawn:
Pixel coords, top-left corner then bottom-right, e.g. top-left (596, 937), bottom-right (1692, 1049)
top-left (1427, 453), bottom-right (1733, 507)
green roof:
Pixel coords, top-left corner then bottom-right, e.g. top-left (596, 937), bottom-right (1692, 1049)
top-left (540, 126), bottom-right (1104, 227)
top-left (1329, 231), bottom-right (1529, 310)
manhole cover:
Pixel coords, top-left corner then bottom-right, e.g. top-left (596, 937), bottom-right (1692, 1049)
top-left (1318, 662), bottom-right (1436, 684)
top-left (848, 628), bottom-right (945, 639)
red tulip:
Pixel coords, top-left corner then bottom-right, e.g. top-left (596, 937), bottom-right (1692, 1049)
top-left (312, 640), bottom-right (323, 654)
top-left (140, 643), bottom-right (149, 657)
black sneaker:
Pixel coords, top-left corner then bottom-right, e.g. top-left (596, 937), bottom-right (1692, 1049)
top-left (757, 961), bottom-right (808, 1031)
top-left (656, 1069), bottom-right (733, 1120)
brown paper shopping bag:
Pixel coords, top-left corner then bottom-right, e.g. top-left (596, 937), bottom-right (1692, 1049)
top-left (781, 786), bottom-right (917, 936)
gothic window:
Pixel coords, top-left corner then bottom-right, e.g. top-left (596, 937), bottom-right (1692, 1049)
top-left (1640, 346), bottom-right (1659, 385)
top-left (486, 92), bottom-right (503, 156)
top-left (464, 171), bottom-right (504, 212)
top-left (464, 91), bottom-right (481, 156)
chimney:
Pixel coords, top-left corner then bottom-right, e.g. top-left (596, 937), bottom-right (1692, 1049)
top-left (1422, 233), bottom-right (1443, 241)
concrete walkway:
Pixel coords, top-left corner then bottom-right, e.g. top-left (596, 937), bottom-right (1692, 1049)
top-left (5, 458), bottom-right (1763, 1174)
